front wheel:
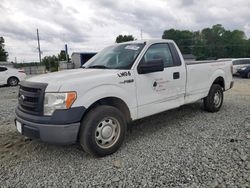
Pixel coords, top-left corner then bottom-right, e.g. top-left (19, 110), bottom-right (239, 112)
top-left (204, 84), bottom-right (223, 113)
top-left (8, 77), bottom-right (19, 86)
top-left (79, 105), bottom-right (127, 157)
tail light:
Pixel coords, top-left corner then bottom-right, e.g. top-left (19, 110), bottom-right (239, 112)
top-left (18, 70), bottom-right (25, 73)
top-left (230, 64), bottom-right (233, 75)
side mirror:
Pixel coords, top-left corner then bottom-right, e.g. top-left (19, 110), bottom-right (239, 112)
top-left (137, 59), bottom-right (164, 74)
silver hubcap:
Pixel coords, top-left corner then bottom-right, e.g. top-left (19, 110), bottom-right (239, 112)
top-left (214, 91), bottom-right (222, 108)
top-left (95, 117), bottom-right (120, 149)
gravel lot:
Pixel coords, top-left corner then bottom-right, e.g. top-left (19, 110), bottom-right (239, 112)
top-left (0, 78), bottom-right (250, 187)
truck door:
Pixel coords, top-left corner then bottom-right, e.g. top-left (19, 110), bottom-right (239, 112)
top-left (134, 43), bottom-right (186, 119)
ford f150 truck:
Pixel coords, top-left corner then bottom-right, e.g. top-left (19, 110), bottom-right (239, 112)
top-left (15, 39), bottom-right (234, 157)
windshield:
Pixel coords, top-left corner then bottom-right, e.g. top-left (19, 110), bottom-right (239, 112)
top-left (84, 43), bottom-right (145, 69)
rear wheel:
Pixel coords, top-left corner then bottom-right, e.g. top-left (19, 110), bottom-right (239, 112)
top-left (8, 77), bottom-right (19, 86)
top-left (204, 84), bottom-right (223, 113)
top-left (247, 72), bottom-right (250, 78)
top-left (79, 105), bottom-right (127, 157)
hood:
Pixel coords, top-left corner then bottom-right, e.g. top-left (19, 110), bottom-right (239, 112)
top-left (27, 68), bottom-right (119, 91)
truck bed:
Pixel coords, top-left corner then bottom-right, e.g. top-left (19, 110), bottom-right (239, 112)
top-left (184, 59), bottom-right (233, 104)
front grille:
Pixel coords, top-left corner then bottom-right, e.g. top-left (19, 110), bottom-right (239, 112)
top-left (18, 81), bottom-right (47, 115)
top-left (20, 85), bottom-right (40, 93)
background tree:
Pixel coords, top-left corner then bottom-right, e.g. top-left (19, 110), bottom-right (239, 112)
top-left (162, 29), bottom-right (194, 54)
top-left (42, 55), bottom-right (59, 72)
top-left (0, 37), bottom-right (8, 61)
top-left (162, 24), bottom-right (250, 60)
top-left (58, 50), bottom-right (70, 61)
top-left (41, 49), bottom-right (72, 72)
top-left (116, 35), bottom-right (135, 43)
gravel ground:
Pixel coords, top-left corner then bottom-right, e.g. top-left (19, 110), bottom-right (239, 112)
top-left (0, 78), bottom-right (250, 187)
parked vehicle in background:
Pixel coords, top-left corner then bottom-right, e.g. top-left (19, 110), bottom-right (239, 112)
top-left (237, 65), bottom-right (250, 78)
top-left (232, 58), bottom-right (250, 75)
top-left (0, 66), bottom-right (26, 86)
top-left (15, 39), bottom-right (233, 157)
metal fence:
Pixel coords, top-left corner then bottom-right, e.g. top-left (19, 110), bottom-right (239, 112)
top-left (23, 66), bottom-right (46, 75)
top-left (58, 61), bottom-right (74, 70)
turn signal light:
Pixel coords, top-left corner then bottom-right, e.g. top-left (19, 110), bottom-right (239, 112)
top-left (66, 92), bottom-right (77, 109)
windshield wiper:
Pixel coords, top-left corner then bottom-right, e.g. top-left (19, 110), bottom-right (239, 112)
top-left (87, 65), bottom-right (108, 69)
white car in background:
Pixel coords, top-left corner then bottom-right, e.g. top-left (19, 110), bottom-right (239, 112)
top-left (232, 58), bottom-right (250, 75)
top-left (0, 66), bottom-right (26, 86)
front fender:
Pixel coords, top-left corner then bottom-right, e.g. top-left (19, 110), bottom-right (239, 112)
top-left (72, 84), bottom-right (137, 118)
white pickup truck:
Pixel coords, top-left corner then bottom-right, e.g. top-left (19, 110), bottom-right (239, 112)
top-left (15, 39), bottom-right (233, 156)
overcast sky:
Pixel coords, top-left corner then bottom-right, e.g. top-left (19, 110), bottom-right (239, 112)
top-left (1, 0), bottom-right (250, 62)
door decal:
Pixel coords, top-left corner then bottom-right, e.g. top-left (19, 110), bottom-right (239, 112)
top-left (152, 78), bottom-right (169, 92)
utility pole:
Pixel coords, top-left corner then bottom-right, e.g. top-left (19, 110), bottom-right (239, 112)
top-left (36, 28), bottom-right (42, 63)
top-left (65, 44), bottom-right (68, 62)
top-left (140, 29), bottom-right (142, 40)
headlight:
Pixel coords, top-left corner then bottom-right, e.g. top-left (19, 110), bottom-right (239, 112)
top-left (44, 92), bottom-right (77, 116)
top-left (240, 67), bottom-right (247, 70)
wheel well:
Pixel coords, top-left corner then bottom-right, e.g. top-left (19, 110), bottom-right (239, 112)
top-left (212, 77), bottom-right (225, 90)
top-left (7, 76), bottom-right (19, 83)
top-left (85, 97), bottom-right (132, 123)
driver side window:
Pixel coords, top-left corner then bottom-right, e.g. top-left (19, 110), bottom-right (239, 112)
top-left (140, 43), bottom-right (174, 67)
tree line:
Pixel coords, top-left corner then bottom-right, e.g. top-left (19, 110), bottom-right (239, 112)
top-left (162, 24), bottom-right (250, 60)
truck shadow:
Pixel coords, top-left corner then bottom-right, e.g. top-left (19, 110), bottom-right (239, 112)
top-left (0, 85), bottom-right (19, 88)
top-left (0, 85), bottom-right (9, 88)
top-left (126, 101), bottom-right (205, 142)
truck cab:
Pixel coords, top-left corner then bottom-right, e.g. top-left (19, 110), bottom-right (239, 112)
top-left (15, 39), bottom-right (233, 157)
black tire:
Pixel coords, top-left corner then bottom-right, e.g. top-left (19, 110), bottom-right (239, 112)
top-left (203, 84), bottom-right (223, 113)
top-left (7, 77), bottom-right (19, 86)
top-left (247, 72), bottom-right (250, 79)
top-left (79, 105), bottom-right (127, 157)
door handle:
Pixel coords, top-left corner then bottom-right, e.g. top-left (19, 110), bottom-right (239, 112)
top-left (153, 81), bottom-right (157, 87)
top-left (173, 72), bottom-right (180, 79)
